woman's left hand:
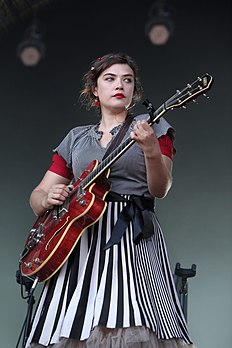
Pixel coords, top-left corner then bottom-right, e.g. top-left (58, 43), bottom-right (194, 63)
top-left (130, 120), bottom-right (159, 157)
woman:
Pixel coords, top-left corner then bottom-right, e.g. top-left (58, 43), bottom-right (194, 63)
top-left (26, 53), bottom-right (195, 347)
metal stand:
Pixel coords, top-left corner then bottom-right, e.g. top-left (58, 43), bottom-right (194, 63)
top-left (15, 269), bottom-right (39, 348)
top-left (174, 263), bottom-right (196, 321)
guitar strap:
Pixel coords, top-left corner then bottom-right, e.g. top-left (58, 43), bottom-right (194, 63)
top-left (102, 115), bottom-right (134, 161)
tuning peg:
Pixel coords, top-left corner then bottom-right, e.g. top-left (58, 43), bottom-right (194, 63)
top-left (203, 93), bottom-right (210, 99)
top-left (182, 105), bottom-right (187, 109)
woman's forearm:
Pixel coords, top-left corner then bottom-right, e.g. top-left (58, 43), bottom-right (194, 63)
top-left (30, 188), bottom-right (52, 216)
top-left (144, 152), bottom-right (173, 198)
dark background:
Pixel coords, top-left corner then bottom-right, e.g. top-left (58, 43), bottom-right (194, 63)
top-left (0, 1), bottom-right (231, 347)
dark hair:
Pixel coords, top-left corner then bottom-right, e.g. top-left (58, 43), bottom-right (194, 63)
top-left (79, 53), bottom-right (143, 110)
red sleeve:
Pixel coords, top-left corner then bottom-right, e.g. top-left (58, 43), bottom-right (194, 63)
top-left (158, 134), bottom-right (174, 160)
top-left (48, 153), bottom-right (73, 180)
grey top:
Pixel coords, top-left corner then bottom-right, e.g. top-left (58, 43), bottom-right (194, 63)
top-left (54, 114), bottom-right (175, 198)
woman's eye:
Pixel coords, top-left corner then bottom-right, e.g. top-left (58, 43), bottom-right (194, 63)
top-left (104, 76), bottom-right (133, 83)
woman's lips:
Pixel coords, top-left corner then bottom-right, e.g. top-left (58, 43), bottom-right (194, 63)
top-left (113, 93), bottom-right (125, 98)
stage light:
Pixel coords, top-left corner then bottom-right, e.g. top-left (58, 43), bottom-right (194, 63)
top-left (145, 0), bottom-right (174, 46)
top-left (17, 19), bottom-right (45, 66)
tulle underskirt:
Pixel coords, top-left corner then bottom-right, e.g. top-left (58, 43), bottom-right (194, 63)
top-left (29, 325), bottom-right (196, 348)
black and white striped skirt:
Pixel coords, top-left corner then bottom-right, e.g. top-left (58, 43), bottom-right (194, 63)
top-left (26, 199), bottom-right (193, 347)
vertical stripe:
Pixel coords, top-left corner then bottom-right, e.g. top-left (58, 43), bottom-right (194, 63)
top-left (125, 221), bottom-right (143, 327)
top-left (116, 236), bottom-right (123, 327)
top-left (106, 245), bottom-right (119, 327)
top-left (78, 226), bottom-right (102, 338)
top-left (38, 263), bottom-right (68, 345)
top-left (68, 228), bottom-right (98, 338)
top-left (120, 234), bottom-right (130, 326)
top-left (50, 279), bottom-right (69, 343)
top-left (98, 246), bottom-right (113, 326)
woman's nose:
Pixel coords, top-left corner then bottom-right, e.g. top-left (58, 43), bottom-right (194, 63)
top-left (115, 79), bottom-right (123, 89)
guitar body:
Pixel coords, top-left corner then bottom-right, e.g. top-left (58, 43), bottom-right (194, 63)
top-left (20, 160), bottom-right (111, 282)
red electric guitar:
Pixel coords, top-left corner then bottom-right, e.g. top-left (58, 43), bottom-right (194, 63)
top-left (19, 73), bottom-right (213, 282)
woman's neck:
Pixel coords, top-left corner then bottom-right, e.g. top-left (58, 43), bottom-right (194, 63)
top-left (99, 111), bottom-right (128, 131)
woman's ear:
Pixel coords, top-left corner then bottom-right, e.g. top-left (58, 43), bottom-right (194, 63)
top-left (92, 86), bottom-right (98, 97)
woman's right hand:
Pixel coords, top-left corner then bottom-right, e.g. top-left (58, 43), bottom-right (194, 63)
top-left (30, 171), bottom-right (72, 216)
top-left (42, 184), bottom-right (73, 210)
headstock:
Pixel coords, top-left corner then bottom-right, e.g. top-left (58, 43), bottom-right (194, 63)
top-left (166, 73), bottom-right (214, 110)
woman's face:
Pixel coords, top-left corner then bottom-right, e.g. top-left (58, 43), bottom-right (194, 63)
top-left (93, 63), bottom-right (135, 112)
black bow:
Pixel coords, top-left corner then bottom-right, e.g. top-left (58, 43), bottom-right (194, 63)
top-left (103, 195), bottom-right (154, 250)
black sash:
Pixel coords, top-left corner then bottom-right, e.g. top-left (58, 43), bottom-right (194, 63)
top-left (103, 192), bottom-right (155, 250)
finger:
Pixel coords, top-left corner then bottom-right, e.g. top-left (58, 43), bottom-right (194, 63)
top-left (130, 130), bottom-right (138, 139)
top-left (47, 197), bottom-right (63, 206)
top-left (48, 188), bottom-right (69, 203)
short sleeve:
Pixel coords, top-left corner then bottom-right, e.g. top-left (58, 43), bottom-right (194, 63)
top-left (48, 152), bottom-right (73, 180)
top-left (158, 134), bottom-right (174, 160)
top-left (53, 125), bottom-right (92, 169)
